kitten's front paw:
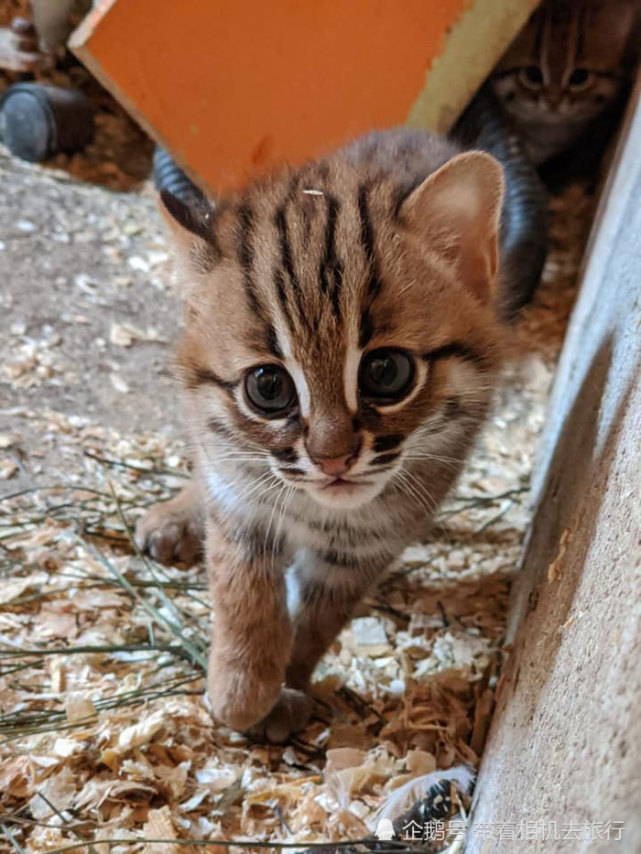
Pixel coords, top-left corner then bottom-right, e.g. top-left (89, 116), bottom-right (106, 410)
top-left (246, 688), bottom-right (312, 744)
top-left (208, 657), bottom-right (283, 732)
top-left (135, 488), bottom-right (203, 565)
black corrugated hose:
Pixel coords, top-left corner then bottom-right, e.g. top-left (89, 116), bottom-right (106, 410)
top-left (452, 86), bottom-right (549, 320)
top-left (152, 145), bottom-right (207, 207)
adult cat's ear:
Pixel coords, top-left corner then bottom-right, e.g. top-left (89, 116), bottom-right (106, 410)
top-left (158, 189), bottom-right (217, 256)
top-left (401, 151), bottom-right (504, 304)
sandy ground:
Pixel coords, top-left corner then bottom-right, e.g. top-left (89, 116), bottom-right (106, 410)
top-left (0, 149), bottom-right (180, 495)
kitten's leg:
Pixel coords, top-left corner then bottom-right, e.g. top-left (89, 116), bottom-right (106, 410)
top-left (205, 516), bottom-right (295, 733)
top-left (135, 478), bottom-right (205, 565)
top-left (285, 556), bottom-right (387, 690)
top-left (242, 556), bottom-right (361, 740)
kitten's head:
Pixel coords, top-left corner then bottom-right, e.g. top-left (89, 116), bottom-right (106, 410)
top-left (491, 0), bottom-right (636, 130)
top-left (163, 142), bottom-right (504, 511)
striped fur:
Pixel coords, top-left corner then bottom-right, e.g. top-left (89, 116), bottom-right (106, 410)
top-left (137, 130), bottom-right (507, 739)
top-left (491, 0), bottom-right (639, 164)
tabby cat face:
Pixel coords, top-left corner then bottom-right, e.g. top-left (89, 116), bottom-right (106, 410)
top-left (491, 0), bottom-right (636, 133)
top-left (165, 144), bottom-right (504, 511)
top-left (492, 58), bottom-right (621, 127)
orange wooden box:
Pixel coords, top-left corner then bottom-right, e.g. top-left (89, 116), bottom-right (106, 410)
top-left (71, 0), bottom-right (537, 194)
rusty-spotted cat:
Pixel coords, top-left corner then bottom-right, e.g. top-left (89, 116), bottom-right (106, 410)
top-left (490, 0), bottom-right (640, 166)
top-left (137, 129), bottom-right (532, 742)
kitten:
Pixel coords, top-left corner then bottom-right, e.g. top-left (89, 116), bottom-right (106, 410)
top-left (490, 0), bottom-right (640, 166)
top-left (136, 131), bottom-right (506, 742)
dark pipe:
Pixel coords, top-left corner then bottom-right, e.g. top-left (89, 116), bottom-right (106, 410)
top-left (451, 87), bottom-right (549, 320)
top-left (152, 146), bottom-right (207, 207)
top-left (0, 83), bottom-right (94, 163)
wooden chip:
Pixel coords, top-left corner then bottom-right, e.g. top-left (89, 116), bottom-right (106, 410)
top-left (141, 806), bottom-right (183, 854)
top-left (547, 527), bottom-right (573, 582)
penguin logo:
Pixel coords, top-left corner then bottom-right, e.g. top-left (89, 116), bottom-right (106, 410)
top-left (374, 818), bottom-right (395, 841)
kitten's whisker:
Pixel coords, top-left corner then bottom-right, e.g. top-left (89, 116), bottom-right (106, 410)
top-left (395, 469), bottom-right (438, 514)
top-left (395, 471), bottom-right (428, 514)
top-left (404, 458), bottom-right (461, 471)
top-left (404, 468), bottom-right (439, 511)
top-left (268, 485), bottom-right (295, 570)
top-left (237, 473), bottom-right (281, 504)
top-left (213, 470), bottom-right (279, 516)
top-left (403, 452), bottom-right (461, 464)
top-left (196, 445), bottom-right (271, 458)
top-left (199, 444), bottom-right (270, 453)
top-left (206, 455), bottom-right (271, 464)
top-left (201, 445), bottom-right (272, 473)
top-left (188, 437), bottom-right (271, 455)
top-left (262, 479), bottom-right (288, 563)
top-left (394, 469), bottom-right (421, 507)
top-left (216, 478), bottom-right (283, 527)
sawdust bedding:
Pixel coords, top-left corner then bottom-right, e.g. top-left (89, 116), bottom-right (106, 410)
top-left (0, 176), bottom-right (593, 852)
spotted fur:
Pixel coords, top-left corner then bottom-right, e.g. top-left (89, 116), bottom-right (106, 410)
top-left (137, 129), bottom-right (507, 739)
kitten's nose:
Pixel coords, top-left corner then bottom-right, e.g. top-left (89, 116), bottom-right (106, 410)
top-left (547, 90), bottom-right (563, 110)
top-left (313, 453), bottom-right (355, 477)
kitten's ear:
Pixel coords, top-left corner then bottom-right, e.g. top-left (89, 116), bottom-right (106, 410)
top-left (401, 151), bottom-right (504, 304)
top-left (158, 189), bottom-right (216, 255)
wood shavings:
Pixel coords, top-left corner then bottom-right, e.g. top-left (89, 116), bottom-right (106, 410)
top-left (0, 433), bottom-right (20, 449)
top-left (65, 693), bottom-right (97, 724)
top-left (118, 710), bottom-right (167, 751)
top-left (110, 322), bottom-right (163, 347)
top-left (29, 766), bottom-right (77, 819)
top-left (548, 526), bottom-right (573, 582)
top-left (0, 757), bottom-right (33, 799)
top-left (3, 340), bottom-right (58, 387)
top-left (0, 457), bottom-right (19, 479)
top-left (142, 806), bottom-right (183, 854)
top-left (352, 616), bottom-right (389, 647)
top-left (110, 373), bottom-right (131, 394)
top-left (53, 736), bottom-right (87, 758)
top-left (560, 610), bottom-right (583, 632)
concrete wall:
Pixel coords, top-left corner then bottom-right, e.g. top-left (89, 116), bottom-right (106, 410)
top-left (466, 81), bottom-right (641, 852)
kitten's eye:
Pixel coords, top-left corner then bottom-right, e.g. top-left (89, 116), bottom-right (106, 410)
top-left (568, 68), bottom-right (591, 90)
top-left (519, 66), bottom-right (544, 89)
top-left (245, 365), bottom-right (297, 416)
top-left (359, 349), bottom-right (415, 403)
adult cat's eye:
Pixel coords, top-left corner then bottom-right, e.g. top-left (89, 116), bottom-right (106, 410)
top-left (568, 68), bottom-right (591, 90)
top-left (359, 349), bottom-right (415, 403)
top-left (245, 365), bottom-right (297, 416)
top-left (519, 65), bottom-right (544, 89)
